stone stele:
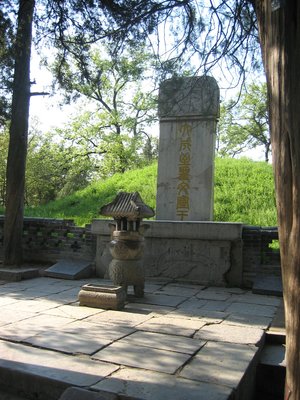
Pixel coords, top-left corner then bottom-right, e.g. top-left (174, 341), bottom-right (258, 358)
top-left (156, 76), bottom-right (220, 221)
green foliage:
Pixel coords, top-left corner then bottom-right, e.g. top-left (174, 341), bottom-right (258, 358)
top-left (24, 117), bottom-right (95, 205)
top-left (47, 43), bottom-right (159, 179)
top-left (50, 43), bottom-right (158, 138)
top-left (52, 109), bottom-right (157, 182)
top-left (25, 158), bottom-right (277, 227)
top-left (217, 82), bottom-right (270, 161)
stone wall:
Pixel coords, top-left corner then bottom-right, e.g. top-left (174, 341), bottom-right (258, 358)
top-left (242, 226), bottom-right (280, 287)
top-left (0, 217), bottom-right (280, 287)
top-left (0, 216), bottom-right (96, 263)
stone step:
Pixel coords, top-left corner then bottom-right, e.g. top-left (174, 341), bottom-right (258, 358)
top-left (0, 340), bottom-right (119, 400)
top-left (255, 342), bottom-right (286, 400)
top-left (0, 267), bottom-right (40, 282)
top-left (0, 390), bottom-right (30, 400)
top-left (252, 274), bottom-right (283, 297)
top-left (58, 387), bottom-right (118, 400)
top-left (259, 264), bottom-right (281, 275)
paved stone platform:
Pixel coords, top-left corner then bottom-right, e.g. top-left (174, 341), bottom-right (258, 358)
top-left (0, 277), bottom-right (283, 400)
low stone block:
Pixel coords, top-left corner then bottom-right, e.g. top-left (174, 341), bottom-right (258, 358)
top-left (0, 267), bottom-right (40, 282)
top-left (79, 284), bottom-right (126, 310)
top-left (44, 259), bottom-right (93, 280)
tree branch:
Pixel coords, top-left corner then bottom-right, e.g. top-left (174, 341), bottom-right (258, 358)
top-left (30, 91), bottom-right (50, 96)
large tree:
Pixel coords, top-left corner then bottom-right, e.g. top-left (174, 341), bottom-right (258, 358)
top-left (3, 0), bottom-right (35, 265)
top-left (49, 43), bottom-right (158, 173)
top-left (253, 2), bottom-right (300, 399)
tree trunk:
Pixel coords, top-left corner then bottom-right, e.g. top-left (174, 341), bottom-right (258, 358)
top-left (3, 0), bottom-right (35, 265)
top-left (254, 1), bottom-right (300, 399)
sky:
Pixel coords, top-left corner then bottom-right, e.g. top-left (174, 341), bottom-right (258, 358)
top-left (29, 52), bottom-right (75, 131)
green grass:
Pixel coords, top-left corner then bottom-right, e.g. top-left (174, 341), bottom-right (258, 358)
top-left (24, 163), bottom-right (158, 226)
top-left (16, 158), bottom-right (277, 227)
top-left (214, 158), bottom-right (277, 226)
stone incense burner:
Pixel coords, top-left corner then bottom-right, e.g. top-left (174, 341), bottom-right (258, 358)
top-left (100, 192), bottom-right (155, 297)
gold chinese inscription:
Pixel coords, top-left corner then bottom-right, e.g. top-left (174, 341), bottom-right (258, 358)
top-left (176, 123), bottom-right (192, 220)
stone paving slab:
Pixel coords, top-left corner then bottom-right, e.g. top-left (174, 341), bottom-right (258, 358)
top-left (136, 315), bottom-right (206, 337)
top-left (167, 307), bottom-right (227, 323)
top-left (44, 288), bottom-right (81, 304)
top-left (129, 293), bottom-right (185, 307)
top-left (230, 293), bottom-right (281, 306)
top-left (0, 296), bottom-right (20, 306)
top-left (92, 341), bottom-right (191, 374)
top-left (194, 322), bottom-right (265, 345)
top-left (125, 301), bottom-right (176, 315)
top-left (175, 298), bottom-right (208, 314)
top-left (205, 286), bottom-right (246, 295)
top-left (92, 367), bottom-right (233, 400)
top-left (196, 290), bottom-right (232, 301)
top-left (84, 309), bottom-right (153, 327)
top-left (1, 298), bottom-right (61, 313)
top-left (179, 341), bottom-right (259, 388)
top-left (0, 340), bottom-right (119, 387)
top-left (25, 330), bottom-right (113, 355)
top-left (140, 283), bottom-right (167, 293)
top-left (0, 309), bottom-right (37, 326)
top-left (225, 302), bottom-right (277, 317)
top-left (24, 321), bottom-right (134, 355)
top-left (40, 303), bottom-right (105, 319)
top-left (0, 277), bottom-right (283, 400)
top-left (53, 320), bottom-right (135, 340)
top-left (155, 285), bottom-right (202, 297)
top-left (0, 314), bottom-right (75, 342)
top-left (121, 330), bottom-right (205, 354)
top-left (199, 300), bottom-right (232, 312)
top-left (223, 313), bottom-right (272, 329)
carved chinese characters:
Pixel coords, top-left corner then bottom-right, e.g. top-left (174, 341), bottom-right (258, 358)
top-left (156, 76), bottom-right (220, 221)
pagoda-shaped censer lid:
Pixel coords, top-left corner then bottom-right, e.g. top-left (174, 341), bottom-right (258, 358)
top-left (100, 192), bottom-right (155, 221)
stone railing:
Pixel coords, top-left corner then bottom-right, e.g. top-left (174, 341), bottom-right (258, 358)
top-left (0, 217), bottom-right (280, 287)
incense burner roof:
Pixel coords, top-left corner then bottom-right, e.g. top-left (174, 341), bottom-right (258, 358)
top-left (100, 192), bottom-right (155, 220)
